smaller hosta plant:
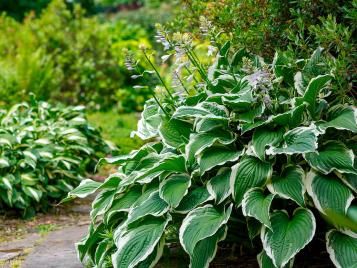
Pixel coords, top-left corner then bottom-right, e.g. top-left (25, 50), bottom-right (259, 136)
top-left (0, 97), bottom-right (113, 217)
top-left (66, 40), bottom-right (356, 267)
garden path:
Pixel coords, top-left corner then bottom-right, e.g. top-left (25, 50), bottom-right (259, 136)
top-left (0, 199), bottom-right (91, 268)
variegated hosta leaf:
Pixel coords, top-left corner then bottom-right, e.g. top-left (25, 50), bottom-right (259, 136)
top-left (159, 174), bottom-right (191, 208)
top-left (136, 237), bottom-right (165, 268)
top-left (242, 188), bottom-right (274, 229)
top-left (306, 171), bottom-right (354, 215)
top-left (261, 208), bottom-right (316, 268)
top-left (301, 74), bottom-right (333, 114)
top-left (190, 226), bottom-right (227, 268)
top-left (257, 250), bottom-right (276, 268)
top-left (252, 128), bottom-right (284, 160)
top-left (185, 130), bottom-right (235, 165)
top-left (158, 118), bottom-right (192, 148)
top-left (326, 230), bottom-right (357, 268)
top-left (62, 179), bottom-right (101, 202)
top-left (266, 125), bottom-right (319, 155)
top-left (198, 146), bottom-right (243, 175)
top-left (173, 102), bottom-right (228, 120)
top-left (104, 187), bottom-right (142, 224)
top-left (207, 168), bottom-right (231, 204)
top-left (112, 216), bottom-right (170, 268)
top-left (127, 191), bottom-right (169, 224)
top-left (318, 105), bottom-right (357, 133)
top-left (304, 141), bottom-right (356, 175)
top-left (90, 190), bottom-right (116, 220)
top-left (179, 204), bottom-right (232, 256)
top-left (175, 186), bottom-right (213, 213)
top-left (22, 186), bottom-right (42, 202)
top-left (127, 154), bottom-right (186, 185)
top-left (231, 156), bottom-right (272, 206)
top-left (134, 99), bottom-right (162, 139)
top-left (267, 165), bottom-right (305, 206)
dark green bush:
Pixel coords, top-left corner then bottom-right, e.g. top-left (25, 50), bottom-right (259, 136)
top-left (170, 0), bottom-right (356, 97)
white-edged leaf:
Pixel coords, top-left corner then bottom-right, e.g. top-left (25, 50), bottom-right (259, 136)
top-left (304, 141), bottom-right (356, 175)
top-left (207, 168), bottom-right (231, 204)
top-left (198, 146), bottom-right (243, 175)
top-left (261, 208), bottom-right (316, 268)
top-left (266, 125), bottom-right (319, 155)
top-left (22, 186), bottom-right (42, 202)
top-left (231, 156), bottom-right (272, 206)
top-left (186, 130), bottom-right (235, 165)
top-left (179, 204), bottom-right (232, 255)
top-left (306, 171), bottom-right (353, 215)
top-left (318, 105), bottom-right (357, 133)
top-left (127, 191), bottom-right (169, 224)
top-left (252, 128), bottom-right (284, 160)
top-left (159, 174), bottom-right (191, 208)
top-left (267, 165), bottom-right (305, 206)
top-left (112, 216), bottom-right (170, 268)
top-left (326, 230), bottom-right (357, 268)
top-left (242, 188), bottom-right (274, 229)
top-left (302, 74), bottom-right (333, 114)
top-left (62, 179), bottom-right (101, 201)
top-left (175, 186), bottom-right (213, 213)
top-left (190, 225), bottom-right (227, 268)
top-left (159, 118), bottom-right (192, 148)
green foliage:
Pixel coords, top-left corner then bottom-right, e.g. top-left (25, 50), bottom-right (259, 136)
top-left (171, 0), bottom-right (356, 98)
top-left (65, 37), bottom-right (356, 267)
top-left (0, 97), bottom-right (112, 217)
top-left (0, 0), bottom-right (153, 112)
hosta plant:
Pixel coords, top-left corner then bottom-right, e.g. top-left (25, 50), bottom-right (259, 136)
top-left (0, 97), bottom-right (113, 217)
top-left (66, 41), bottom-right (356, 267)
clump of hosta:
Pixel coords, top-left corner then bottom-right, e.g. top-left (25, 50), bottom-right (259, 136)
top-left (0, 97), bottom-right (113, 217)
top-left (66, 41), bottom-right (356, 268)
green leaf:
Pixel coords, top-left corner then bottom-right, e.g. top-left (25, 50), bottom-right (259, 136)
top-left (198, 146), bottom-right (243, 175)
top-left (136, 237), bottom-right (165, 268)
top-left (62, 179), bottom-right (101, 202)
top-left (266, 125), bottom-right (319, 155)
top-left (179, 204), bottom-right (232, 255)
top-left (306, 171), bottom-right (353, 215)
top-left (261, 208), bottom-right (316, 268)
top-left (317, 105), bottom-right (357, 133)
top-left (242, 188), bottom-right (274, 229)
top-left (104, 187), bottom-right (142, 224)
top-left (159, 118), bottom-right (192, 148)
top-left (302, 74), bottom-right (333, 114)
top-left (90, 190), bottom-right (116, 220)
top-left (112, 216), bottom-right (170, 268)
top-left (304, 141), bottom-right (356, 175)
top-left (175, 186), bottom-right (213, 213)
top-left (127, 191), bottom-right (169, 224)
top-left (185, 130), bottom-right (235, 165)
top-left (22, 186), bottom-right (42, 202)
top-left (207, 169), bottom-right (231, 204)
top-left (231, 156), bottom-right (272, 206)
top-left (159, 174), bottom-right (191, 208)
top-left (257, 250), bottom-right (277, 268)
top-left (252, 128), bottom-right (284, 160)
top-left (268, 165), bottom-right (305, 206)
top-left (326, 230), bottom-right (357, 268)
top-left (190, 226), bottom-right (227, 268)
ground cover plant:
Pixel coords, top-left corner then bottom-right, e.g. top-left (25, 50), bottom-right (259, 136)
top-left (65, 29), bottom-right (357, 267)
top-left (0, 96), bottom-right (113, 217)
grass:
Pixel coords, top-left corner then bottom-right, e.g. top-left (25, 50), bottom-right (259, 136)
top-left (87, 111), bottom-right (144, 155)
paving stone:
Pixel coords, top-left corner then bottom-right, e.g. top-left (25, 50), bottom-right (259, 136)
top-left (22, 225), bottom-right (88, 268)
